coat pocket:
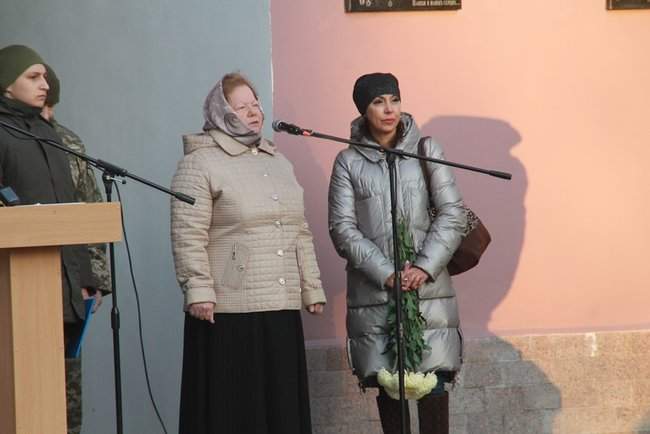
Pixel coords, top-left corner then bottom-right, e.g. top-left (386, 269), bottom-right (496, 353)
top-left (221, 242), bottom-right (250, 290)
top-left (346, 268), bottom-right (389, 307)
top-left (295, 240), bottom-right (305, 291)
top-left (417, 270), bottom-right (455, 299)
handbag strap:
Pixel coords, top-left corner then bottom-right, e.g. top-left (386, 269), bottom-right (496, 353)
top-left (417, 136), bottom-right (433, 206)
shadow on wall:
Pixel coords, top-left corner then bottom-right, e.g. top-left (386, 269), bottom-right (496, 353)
top-left (285, 114), bottom-right (528, 341)
top-left (419, 117), bottom-right (561, 433)
top-left (420, 116), bottom-right (527, 337)
top-left (280, 113), bottom-right (564, 433)
top-left (451, 337), bottom-right (562, 433)
top-left (276, 113), bottom-right (528, 342)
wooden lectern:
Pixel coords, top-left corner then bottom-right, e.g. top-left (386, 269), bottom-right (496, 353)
top-left (0, 203), bottom-right (122, 434)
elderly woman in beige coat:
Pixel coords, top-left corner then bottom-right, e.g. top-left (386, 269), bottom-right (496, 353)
top-left (170, 72), bottom-right (326, 434)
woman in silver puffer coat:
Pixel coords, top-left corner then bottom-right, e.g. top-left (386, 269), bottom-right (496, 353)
top-left (328, 73), bottom-right (467, 434)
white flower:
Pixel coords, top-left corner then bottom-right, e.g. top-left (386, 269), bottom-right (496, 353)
top-left (377, 368), bottom-right (438, 400)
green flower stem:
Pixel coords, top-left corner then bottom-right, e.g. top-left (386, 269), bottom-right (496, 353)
top-left (384, 216), bottom-right (430, 373)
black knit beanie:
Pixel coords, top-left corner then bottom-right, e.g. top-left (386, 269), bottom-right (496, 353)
top-left (352, 72), bottom-right (400, 115)
top-left (0, 45), bottom-right (45, 91)
top-left (44, 64), bottom-right (60, 106)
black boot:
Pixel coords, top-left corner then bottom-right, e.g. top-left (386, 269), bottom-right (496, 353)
top-left (417, 391), bottom-right (449, 434)
top-left (376, 388), bottom-right (411, 434)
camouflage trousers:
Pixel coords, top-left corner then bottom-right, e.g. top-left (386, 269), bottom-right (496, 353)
top-left (64, 323), bottom-right (83, 434)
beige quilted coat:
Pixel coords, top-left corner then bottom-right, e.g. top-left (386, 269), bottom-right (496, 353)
top-left (170, 128), bottom-right (326, 313)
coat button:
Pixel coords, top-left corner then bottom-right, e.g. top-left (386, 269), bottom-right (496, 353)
top-left (272, 194), bottom-right (279, 201)
top-left (238, 265), bottom-right (245, 271)
top-left (251, 148), bottom-right (259, 155)
top-left (277, 249), bottom-right (284, 256)
top-left (278, 278), bottom-right (286, 285)
top-left (263, 173), bottom-right (269, 177)
top-left (275, 220), bottom-right (281, 228)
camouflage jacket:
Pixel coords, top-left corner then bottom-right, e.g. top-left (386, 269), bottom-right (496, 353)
top-left (53, 119), bottom-right (112, 293)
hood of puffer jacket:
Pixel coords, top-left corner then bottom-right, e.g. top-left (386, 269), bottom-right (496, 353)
top-left (349, 112), bottom-right (421, 163)
top-left (182, 128), bottom-right (276, 156)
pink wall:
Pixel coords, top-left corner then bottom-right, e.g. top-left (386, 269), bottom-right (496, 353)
top-left (271, 0), bottom-right (650, 340)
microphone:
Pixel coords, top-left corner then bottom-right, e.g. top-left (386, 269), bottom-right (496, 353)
top-left (272, 120), bottom-right (312, 136)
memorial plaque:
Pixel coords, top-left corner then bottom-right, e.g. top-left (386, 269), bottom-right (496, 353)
top-left (607, 0), bottom-right (650, 9)
top-left (346, 0), bottom-right (461, 12)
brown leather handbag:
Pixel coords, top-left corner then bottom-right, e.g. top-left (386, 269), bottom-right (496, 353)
top-left (418, 137), bottom-right (491, 275)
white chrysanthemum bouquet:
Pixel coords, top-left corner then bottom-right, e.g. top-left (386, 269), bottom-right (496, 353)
top-left (377, 368), bottom-right (437, 400)
top-left (378, 217), bottom-right (438, 400)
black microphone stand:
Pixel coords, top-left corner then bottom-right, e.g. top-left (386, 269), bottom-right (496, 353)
top-left (385, 151), bottom-right (410, 434)
top-left (0, 119), bottom-right (194, 434)
top-left (275, 122), bottom-right (511, 434)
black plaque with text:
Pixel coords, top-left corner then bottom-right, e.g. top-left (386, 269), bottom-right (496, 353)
top-left (346, 0), bottom-right (461, 12)
top-left (607, 0), bottom-right (650, 9)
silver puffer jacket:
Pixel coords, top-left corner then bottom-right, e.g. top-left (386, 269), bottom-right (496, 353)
top-left (328, 113), bottom-right (467, 382)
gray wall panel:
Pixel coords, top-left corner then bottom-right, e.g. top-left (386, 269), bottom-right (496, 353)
top-left (1, 1), bottom-right (272, 432)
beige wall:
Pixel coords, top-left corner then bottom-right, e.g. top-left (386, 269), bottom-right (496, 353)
top-left (271, 0), bottom-right (650, 340)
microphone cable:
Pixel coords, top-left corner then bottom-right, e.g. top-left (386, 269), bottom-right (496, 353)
top-left (115, 182), bottom-right (169, 434)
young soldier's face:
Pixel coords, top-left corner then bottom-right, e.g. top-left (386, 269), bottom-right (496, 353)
top-left (4, 64), bottom-right (49, 108)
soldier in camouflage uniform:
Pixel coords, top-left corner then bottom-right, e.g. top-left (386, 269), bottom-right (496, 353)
top-left (43, 65), bottom-right (111, 434)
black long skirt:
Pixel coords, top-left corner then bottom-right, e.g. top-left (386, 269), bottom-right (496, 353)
top-left (178, 310), bottom-right (312, 434)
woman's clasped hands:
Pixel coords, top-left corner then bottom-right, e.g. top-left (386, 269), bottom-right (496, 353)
top-left (385, 261), bottom-right (429, 291)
